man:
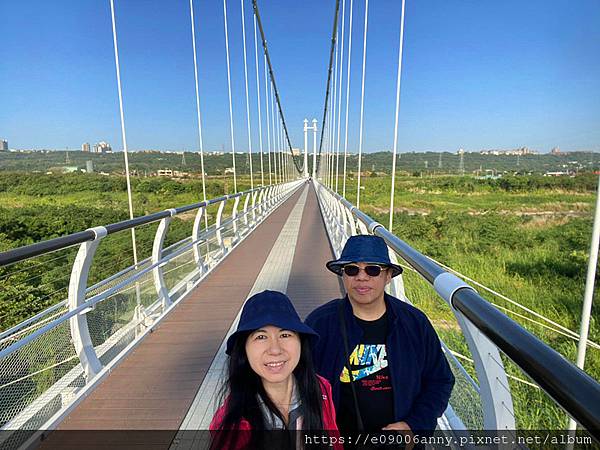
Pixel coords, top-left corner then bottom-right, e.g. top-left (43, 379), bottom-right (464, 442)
top-left (305, 235), bottom-right (454, 435)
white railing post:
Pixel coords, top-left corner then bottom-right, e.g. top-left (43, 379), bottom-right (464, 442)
top-left (449, 306), bottom-right (516, 430)
top-left (68, 226), bottom-right (105, 382)
top-left (232, 195), bottom-right (241, 242)
top-left (216, 198), bottom-right (227, 255)
top-left (243, 192), bottom-right (252, 226)
top-left (255, 189), bottom-right (263, 219)
top-left (192, 206), bottom-right (208, 274)
top-left (152, 209), bottom-right (176, 310)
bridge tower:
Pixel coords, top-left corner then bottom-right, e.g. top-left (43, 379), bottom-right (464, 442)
top-left (303, 118), bottom-right (318, 178)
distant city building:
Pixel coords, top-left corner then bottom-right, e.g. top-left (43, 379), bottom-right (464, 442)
top-left (93, 141), bottom-right (112, 153)
top-left (86, 160), bottom-right (94, 173)
top-left (82, 142), bottom-right (91, 152)
top-left (551, 147), bottom-right (562, 155)
top-left (291, 148), bottom-right (301, 156)
top-left (0, 140), bottom-right (8, 151)
top-left (479, 147), bottom-right (538, 156)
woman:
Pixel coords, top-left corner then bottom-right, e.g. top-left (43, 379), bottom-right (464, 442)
top-left (210, 290), bottom-right (341, 449)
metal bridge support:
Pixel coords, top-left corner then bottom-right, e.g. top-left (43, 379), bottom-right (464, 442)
top-left (68, 226), bottom-right (105, 382)
top-left (434, 274), bottom-right (516, 429)
top-left (243, 192), bottom-right (252, 227)
top-left (153, 209), bottom-right (177, 310)
top-left (253, 189), bottom-right (261, 221)
top-left (192, 206), bottom-right (208, 274)
top-left (232, 195), bottom-right (241, 243)
top-left (216, 198), bottom-right (227, 256)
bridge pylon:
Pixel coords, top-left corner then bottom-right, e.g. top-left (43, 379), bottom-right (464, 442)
top-left (303, 118), bottom-right (318, 178)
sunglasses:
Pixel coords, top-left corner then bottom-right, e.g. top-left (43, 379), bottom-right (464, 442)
top-left (342, 264), bottom-right (388, 277)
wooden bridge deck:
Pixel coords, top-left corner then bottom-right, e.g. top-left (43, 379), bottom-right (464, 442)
top-left (43, 182), bottom-right (343, 448)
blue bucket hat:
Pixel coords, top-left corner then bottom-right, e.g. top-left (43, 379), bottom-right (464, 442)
top-left (225, 290), bottom-right (319, 355)
top-left (326, 235), bottom-right (403, 277)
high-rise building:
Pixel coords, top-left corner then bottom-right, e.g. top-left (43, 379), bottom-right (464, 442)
top-left (93, 141), bottom-right (112, 153)
top-left (0, 140), bottom-right (8, 151)
top-left (82, 142), bottom-right (91, 152)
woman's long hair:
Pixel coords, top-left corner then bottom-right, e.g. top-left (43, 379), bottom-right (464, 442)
top-left (212, 333), bottom-right (325, 449)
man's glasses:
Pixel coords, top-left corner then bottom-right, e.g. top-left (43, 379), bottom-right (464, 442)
top-left (342, 264), bottom-right (388, 277)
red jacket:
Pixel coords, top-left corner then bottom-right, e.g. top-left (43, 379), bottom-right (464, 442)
top-left (210, 375), bottom-right (342, 449)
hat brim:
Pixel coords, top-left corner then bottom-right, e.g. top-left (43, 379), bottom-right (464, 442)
top-left (225, 314), bottom-right (319, 356)
top-left (326, 259), bottom-right (403, 277)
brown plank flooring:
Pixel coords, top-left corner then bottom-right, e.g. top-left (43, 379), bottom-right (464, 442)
top-left (40, 182), bottom-right (344, 449)
top-left (286, 185), bottom-right (344, 319)
top-left (55, 185), bottom-right (306, 433)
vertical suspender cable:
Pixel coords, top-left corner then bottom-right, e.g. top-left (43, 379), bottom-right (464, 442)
top-left (109, 0), bottom-right (139, 271)
top-left (335, 0), bottom-right (346, 193)
top-left (264, 54), bottom-right (272, 185)
top-left (279, 122), bottom-right (283, 182)
top-left (342, 0), bottom-right (354, 197)
top-left (223, 0), bottom-right (237, 192)
top-left (355, 0), bottom-right (369, 209)
top-left (252, 0), bottom-right (300, 174)
top-left (240, 0), bottom-right (254, 190)
top-left (253, 15), bottom-right (264, 186)
top-left (189, 0), bottom-right (208, 234)
top-left (388, 0), bottom-right (406, 231)
top-left (277, 117), bottom-right (281, 182)
top-left (279, 122), bottom-right (284, 181)
top-left (271, 83), bottom-right (278, 183)
top-left (329, 91), bottom-right (334, 188)
top-left (317, 0), bottom-right (340, 171)
top-left (331, 26), bottom-right (339, 191)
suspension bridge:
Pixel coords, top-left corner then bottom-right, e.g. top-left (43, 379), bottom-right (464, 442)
top-left (1, 0), bottom-right (600, 449)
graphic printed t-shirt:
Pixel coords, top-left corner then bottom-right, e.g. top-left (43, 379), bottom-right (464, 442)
top-left (337, 312), bottom-right (395, 432)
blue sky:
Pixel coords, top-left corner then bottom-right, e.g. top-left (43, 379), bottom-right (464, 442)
top-left (1, 0), bottom-right (599, 153)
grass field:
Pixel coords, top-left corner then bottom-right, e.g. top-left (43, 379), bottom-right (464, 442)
top-left (329, 174), bottom-right (599, 429)
top-left (1, 171), bottom-right (598, 429)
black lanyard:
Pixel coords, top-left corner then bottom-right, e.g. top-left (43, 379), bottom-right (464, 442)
top-left (337, 300), bottom-right (364, 431)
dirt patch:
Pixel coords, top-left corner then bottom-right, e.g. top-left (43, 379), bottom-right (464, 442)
top-left (366, 205), bottom-right (431, 216)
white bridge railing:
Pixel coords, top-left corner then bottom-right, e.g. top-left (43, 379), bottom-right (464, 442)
top-left (314, 179), bottom-right (600, 442)
top-left (0, 180), bottom-right (303, 449)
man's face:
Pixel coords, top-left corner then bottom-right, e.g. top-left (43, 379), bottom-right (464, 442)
top-left (342, 262), bottom-right (392, 307)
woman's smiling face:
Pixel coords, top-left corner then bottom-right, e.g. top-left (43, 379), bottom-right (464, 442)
top-left (245, 325), bottom-right (301, 384)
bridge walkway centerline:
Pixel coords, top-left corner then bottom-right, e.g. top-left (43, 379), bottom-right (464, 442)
top-left (43, 182), bottom-right (342, 446)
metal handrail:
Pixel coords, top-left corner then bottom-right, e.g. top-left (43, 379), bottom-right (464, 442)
top-left (0, 184), bottom-right (276, 267)
top-left (321, 183), bottom-right (600, 438)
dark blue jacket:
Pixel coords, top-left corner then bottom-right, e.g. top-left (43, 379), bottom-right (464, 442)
top-left (305, 293), bottom-right (454, 432)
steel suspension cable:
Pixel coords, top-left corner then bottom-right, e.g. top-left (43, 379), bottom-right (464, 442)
top-left (223, 0), bottom-right (237, 193)
top-left (342, 0), bottom-right (354, 197)
top-left (252, 0), bottom-right (301, 174)
top-left (388, 0), bottom-right (406, 231)
top-left (317, 0), bottom-right (341, 167)
top-left (264, 54), bottom-right (272, 184)
top-left (253, 15), bottom-right (264, 186)
top-left (240, 0), bottom-right (254, 190)
top-left (335, 0), bottom-right (346, 193)
top-left (270, 83), bottom-right (278, 183)
top-left (355, 0), bottom-right (369, 209)
top-left (331, 26), bottom-right (339, 190)
top-left (109, 0), bottom-right (139, 273)
top-left (189, 0), bottom-right (209, 233)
